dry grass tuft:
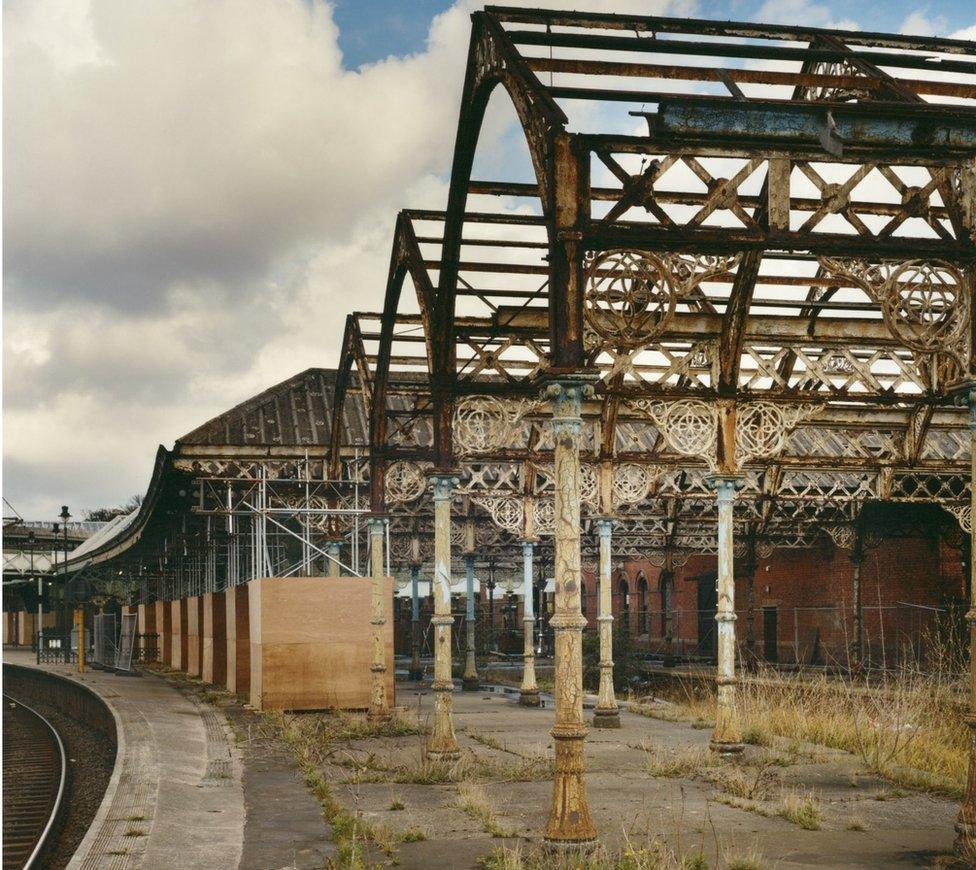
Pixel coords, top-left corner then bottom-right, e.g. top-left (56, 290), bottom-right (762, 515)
top-left (479, 838), bottom-right (711, 870)
top-left (455, 782), bottom-right (514, 838)
top-left (778, 790), bottom-right (823, 830)
top-left (634, 655), bottom-right (968, 799)
top-left (645, 745), bottom-right (719, 779)
top-left (706, 761), bottom-right (780, 801)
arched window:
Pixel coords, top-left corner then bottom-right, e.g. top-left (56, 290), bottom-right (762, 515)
top-left (618, 575), bottom-right (630, 628)
top-left (637, 572), bottom-right (649, 634)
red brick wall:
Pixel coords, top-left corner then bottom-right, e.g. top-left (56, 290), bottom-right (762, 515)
top-left (391, 537), bottom-right (965, 665)
top-left (581, 536), bottom-right (965, 665)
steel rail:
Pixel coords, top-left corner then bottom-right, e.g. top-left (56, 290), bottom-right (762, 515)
top-left (2, 693), bottom-right (67, 870)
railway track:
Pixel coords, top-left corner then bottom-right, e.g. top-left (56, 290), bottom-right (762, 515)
top-left (2, 694), bottom-right (67, 870)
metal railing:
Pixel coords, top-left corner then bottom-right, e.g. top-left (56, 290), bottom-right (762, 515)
top-left (35, 633), bottom-right (83, 664)
top-left (393, 602), bottom-right (965, 673)
top-left (136, 633), bottom-right (160, 663)
top-left (629, 604), bottom-right (964, 671)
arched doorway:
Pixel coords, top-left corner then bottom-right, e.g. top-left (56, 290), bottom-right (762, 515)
top-left (636, 572), bottom-right (649, 634)
top-left (618, 575), bottom-right (630, 631)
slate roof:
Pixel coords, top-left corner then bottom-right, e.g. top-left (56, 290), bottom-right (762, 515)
top-left (177, 368), bottom-right (369, 448)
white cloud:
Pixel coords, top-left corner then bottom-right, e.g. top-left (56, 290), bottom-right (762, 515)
top-left (3, 0), bottom-right (693, 518)
top-left (900, 10), bottom-right (948, 37)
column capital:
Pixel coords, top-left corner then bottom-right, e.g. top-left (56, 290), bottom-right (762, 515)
top-left (705, 474), bottom-right (745, 498)
top-left (364, 515), bottom-right (388, 531)
top-left (520, 537), bottom-right (538, 550)
top-left (541, 375), bottom-right (597, 424)
top-left (950, 382), bottom-right (976, 424)
top-left (592, 516), bottom-right (615, 534)
top-left (429, 472), bottom-right (459, 500)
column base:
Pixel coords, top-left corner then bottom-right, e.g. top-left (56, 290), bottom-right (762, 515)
top-left (519, 689), bottom-right (541, 707)
top-left (709, 739), bottom-right (745, 755)
top-left (543, 733), bottom-right (598, 845)
top-left (462, 675), bottom-right (480, 691)
top-left (426, 747), bottom-right (462, 762)
top-left (542, 838), bottom-right (598, 854)
top-left (592, 708), bottom-right (621, 729)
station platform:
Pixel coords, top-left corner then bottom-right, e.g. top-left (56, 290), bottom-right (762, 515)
top-left (2, 650), bottom-right (333, 869)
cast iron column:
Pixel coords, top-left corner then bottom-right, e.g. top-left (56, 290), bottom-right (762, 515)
top-left (662, 567), bottom-right (676, 668)
top-left (326, 540), bottom-right (341, 578)
top-left (519, 539), bottom-right (540, 706)
top-left (427, 474), bottom-right (460, 759)
top-left (744, 556), bottom-right (757, 671)
top-left (366, 517), bottom-right (390, 720)
top-left (592, 518), bottom-right (619, 728)
top-left (707, 475), bottom-right (744, 754)
top-left (543, 380), bottom-right (597, 847)
top-left (956, 387), bottom-right (976, 858)
top-left (850, 544), bottom-right (864, 673)
top-left (409, 563), bottom-right (422, 680)
top-left (462, 553), bottom-right (479, 690)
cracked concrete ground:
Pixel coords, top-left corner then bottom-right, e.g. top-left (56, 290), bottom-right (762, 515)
top-left (306, 680), bottom-right (961, 869)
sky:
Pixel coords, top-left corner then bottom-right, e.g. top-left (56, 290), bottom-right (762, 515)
top-left (3, 0), bottom-right (975, 521)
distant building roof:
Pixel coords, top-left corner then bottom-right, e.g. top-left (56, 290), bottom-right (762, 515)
top-left (177, 368), bottom-right (370, 449)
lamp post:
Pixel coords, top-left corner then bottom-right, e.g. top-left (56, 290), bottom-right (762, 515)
top-left (59, 506), bottom-right (71, 652)
top-left (52, 521), bottom-right (61, 636)
top-left (30, 531), bottom-right (41, 660)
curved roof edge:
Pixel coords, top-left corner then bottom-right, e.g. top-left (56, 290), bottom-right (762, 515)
top-left (60, 445), bottom-right (173, 573)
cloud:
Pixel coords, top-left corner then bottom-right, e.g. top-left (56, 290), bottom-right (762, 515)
top-left (900, 10), bottom-right (948, 37)
top-left (3, 0), bottom-right (693, 518)
top-left (20, 0), bottom-right (969, 522)
top-left (752, 0), bottom-right (856, 29)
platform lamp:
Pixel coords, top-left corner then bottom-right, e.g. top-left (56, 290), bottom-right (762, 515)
top-left (29, 531), bottom-right (40, 657)
top-left (59, 505), bottom-right (71, 647)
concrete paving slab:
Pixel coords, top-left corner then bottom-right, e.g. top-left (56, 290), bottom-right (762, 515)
top-left (4, 650), bottom-right (245, 870)
top-left (300, 678), bottom-right (961, 868)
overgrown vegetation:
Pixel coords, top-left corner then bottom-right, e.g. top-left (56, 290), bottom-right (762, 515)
top-left (778, 791), bottom-right (822, 830)
top-left (583, 623), bottom-right (643, 693)
top-left (455, 782), bottom-right (515, 838)
top-left (632, 656), bottom-right (968, 798)
top-left (262, 709), bottom-right (426, 867)
top-left (479, 839), bottom-right (765, 870)
top-left (643, 745), bottom-right (720, 779)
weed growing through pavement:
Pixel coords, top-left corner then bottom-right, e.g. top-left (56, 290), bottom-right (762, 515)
top-left (455, 782), bottom-right (515, 838)
top-left (631, 655), bottom-right (967, 798)
top-left (778, 790), bottom-right (823, 830)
